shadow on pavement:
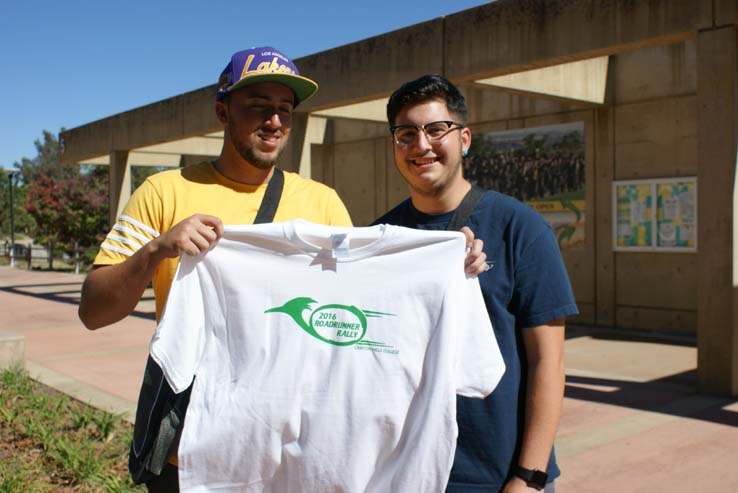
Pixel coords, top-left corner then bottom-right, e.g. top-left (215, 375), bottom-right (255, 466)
top-left (566, 324), bottom-right (696, 347)
top-left (0, 283), bottom-right (156, 320)
top-left (565, 371), bottom-right (738, 428)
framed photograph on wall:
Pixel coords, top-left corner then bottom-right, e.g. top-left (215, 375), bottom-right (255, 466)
top-left (612, 177), bottom-right (697, 252)
top-left (465, 122), bottom-right (586, 249)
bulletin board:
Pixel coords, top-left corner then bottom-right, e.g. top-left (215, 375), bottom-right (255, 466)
top-left (612, 177), bottom-right (696, 252)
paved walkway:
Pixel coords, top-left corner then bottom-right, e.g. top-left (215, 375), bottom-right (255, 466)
top-left (2, 265), bottom-right (737, 491)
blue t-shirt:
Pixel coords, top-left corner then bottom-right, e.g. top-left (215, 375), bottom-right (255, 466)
top-left (373, 191), bottom-right (578, 492)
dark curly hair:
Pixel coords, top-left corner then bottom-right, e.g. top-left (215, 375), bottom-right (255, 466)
top-left (386, 74), bottom-right (468, 127)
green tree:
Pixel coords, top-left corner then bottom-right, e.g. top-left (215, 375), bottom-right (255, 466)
top-left (15, 130), bottom-right (76, 185)
top-left (17, 131), bottom-right (108, 270)
top-left (554, 130), bottom-right (584, 157)
top-left (522, 133), bottom-right (549, 157)
top-left (0, 173), bottom-right (36, 240)
top-left (468, 133), bottom-right (497, 157)
top-left (132, 165), bottom-right (172, 192)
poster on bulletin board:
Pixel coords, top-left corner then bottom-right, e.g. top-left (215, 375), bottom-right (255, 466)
top-left (615, 182), bottom-right (653, 248)
top-left (613, 177), bottom-right (696, 252)
top-left (656, 180), bottom-right (696, 249)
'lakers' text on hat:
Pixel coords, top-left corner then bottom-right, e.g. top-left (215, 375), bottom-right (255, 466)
top-left (215, 47), bottom-right (318, 106)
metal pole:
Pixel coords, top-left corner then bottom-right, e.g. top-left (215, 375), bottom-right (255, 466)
top-left (8, 171), bottom-right (16, 268)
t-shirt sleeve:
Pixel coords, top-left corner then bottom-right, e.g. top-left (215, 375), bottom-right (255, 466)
top-left (513, 225), bottom-right (579, 328)
top-left (326, 189), bottom-right (353, 227)
top-left (93, 179), bottom-right (164, 266)
top-left (446, 268), bottom-right (506, 399)
top-left (149, 255), bottom-right (209, 394)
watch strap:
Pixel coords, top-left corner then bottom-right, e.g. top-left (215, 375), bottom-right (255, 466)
top-left (513, 465), bottom-right (548, 490)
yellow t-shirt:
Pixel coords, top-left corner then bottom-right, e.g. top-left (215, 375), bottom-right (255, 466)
top-left (94, 162), bottom-right (352, 320)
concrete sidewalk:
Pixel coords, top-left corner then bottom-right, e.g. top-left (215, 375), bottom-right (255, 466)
top-left (0, 265), bottom-right (153, 419)
top-left (1, 265), bottom-right (737, 491)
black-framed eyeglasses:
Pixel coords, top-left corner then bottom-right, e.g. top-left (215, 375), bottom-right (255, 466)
top-left (390, 120), bottom-right (465, 147)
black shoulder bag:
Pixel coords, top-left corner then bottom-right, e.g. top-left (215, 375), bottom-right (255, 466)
top-left (445, 184), bottom-right (485, 232)
top-left (129, 168), bottom-right (284, 484)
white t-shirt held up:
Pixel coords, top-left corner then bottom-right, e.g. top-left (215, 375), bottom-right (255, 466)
top-left (150, 220), bottom-right (505, 493)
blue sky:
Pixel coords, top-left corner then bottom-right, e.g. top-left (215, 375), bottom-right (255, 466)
top-left (0, 0), bottom-right (491, 170)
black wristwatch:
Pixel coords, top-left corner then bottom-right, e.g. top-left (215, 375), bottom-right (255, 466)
top-left (513, 465), bottom-right (548, 490)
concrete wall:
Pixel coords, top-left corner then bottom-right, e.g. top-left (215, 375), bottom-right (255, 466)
top-left (58, 0), bottom-right (738, 393)
top-left (311, 119), bottom-right (403, 227)
top-left (314, 39), bottom-right (699, 335)
top-left (612, 40), bottom-right (698, 335)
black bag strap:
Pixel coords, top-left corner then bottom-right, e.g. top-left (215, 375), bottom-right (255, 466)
top-left (446, 184), bottom-right (485, 231)
top-left (253, 167), bottom-right (284, 224)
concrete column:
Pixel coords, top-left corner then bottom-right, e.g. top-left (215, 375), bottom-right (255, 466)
top-left (594, 105), bottom-right (615, 327)
top-left (279, 112), bottom-right (308, 174)
top-left (109, 150), bottom-right (131, 226)
top-left (594, 58), bottom-right (616, 328)
top-left (298, 116), bottom-right (328, 179)
top-left (696, 26), bottom-right (738, 396)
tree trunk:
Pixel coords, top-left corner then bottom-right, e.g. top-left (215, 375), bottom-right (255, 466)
top-left (48, 240), bottom-right (54, 270)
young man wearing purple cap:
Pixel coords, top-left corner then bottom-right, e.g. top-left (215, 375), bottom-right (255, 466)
top-left (373, 74), bottom-right (578, 492)
top-left (80, 46), bottom-right (352, 328)
top-left (78, 47), bottom-right (354, 492)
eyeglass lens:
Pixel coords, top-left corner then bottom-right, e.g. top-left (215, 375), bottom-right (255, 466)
top-left (394, 121), bottom-right (457, 145)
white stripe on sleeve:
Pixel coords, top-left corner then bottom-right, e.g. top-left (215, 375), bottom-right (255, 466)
top-left (113, 224), bottom-right (152, 244)
top-left (106, 233), bottom-right (144, 250)
top-left (100, 242), bottom-right (135, 257)
top-left (119, 214), bottom-right (160, 237)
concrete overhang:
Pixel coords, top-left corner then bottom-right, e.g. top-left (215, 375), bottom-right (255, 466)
top-left (442, 0), bottom-right (709, 84)
top-left (312, 99), bottom-right (388, 122)
top-left (60, 85), bottom-right (220, 165)
top-left (76, 132), bottom-right (224, 167)
top-left (60, 0), bottom-right (714, 166)
top-left (474, 56), bottom-right (610, 105)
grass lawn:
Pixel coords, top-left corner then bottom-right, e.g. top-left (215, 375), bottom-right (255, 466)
top-left (0, 366), bottom-right (144, 492)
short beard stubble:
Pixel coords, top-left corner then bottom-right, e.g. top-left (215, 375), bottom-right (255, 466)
top-left (235, 140), bottom-right (279, 170)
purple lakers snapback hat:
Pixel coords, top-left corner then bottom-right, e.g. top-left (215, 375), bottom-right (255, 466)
top-left (215, 47), bottom-right (318, 105)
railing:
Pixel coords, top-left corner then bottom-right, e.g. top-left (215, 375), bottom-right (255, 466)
top-left (2, 242), bottom-right (88, 273)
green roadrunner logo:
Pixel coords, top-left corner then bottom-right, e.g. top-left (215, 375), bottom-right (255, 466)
top-left (265, 297), bottom-right (398, 352)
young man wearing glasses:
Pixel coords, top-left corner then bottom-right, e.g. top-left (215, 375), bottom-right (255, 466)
top-left (374, 75), bottom-right (578, 493)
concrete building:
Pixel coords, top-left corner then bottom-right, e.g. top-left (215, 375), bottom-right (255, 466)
top-left (60, 0), bottom-right (738, 396)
